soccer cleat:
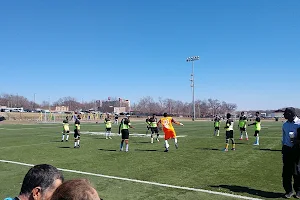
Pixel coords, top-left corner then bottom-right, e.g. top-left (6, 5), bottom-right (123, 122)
top-left (106, 137), bottom-right (108, 139)
top-left (295, 191), bottom-right (300, 199)
top-left (156, 138), bottom-right (160, 142)
top-left (246, 138), bottom-right (249, 141)
top-left (239, 138), bottom-right (243, 140)
top-left (223, 148), bottom-right (228, 152)
top-left (175, 143), bottom-right (178, 149)
top-left (253, 143), bottom-right (259, 146)
top-left (284, 191), bottom-right (294, 199)
top-left (164, 149), bottom-right (169, 152)
top-left (120, 148), bottom-right (123, 151)
top-left (61, 140), bottom-right (64, 142)
top-left (231, 148), bottom-right (236, 151)
top-left (109, 137), bottom-right (112, 139)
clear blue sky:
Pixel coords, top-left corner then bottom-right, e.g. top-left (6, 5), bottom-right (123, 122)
top-left (1, 0), bottom-right (299, 110)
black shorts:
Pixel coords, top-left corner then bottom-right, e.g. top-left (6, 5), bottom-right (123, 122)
top-left (240, 127), bottom-right (246, 132)
top-left (151, 127), bottom-right (159, 134)
top-left (147, 126), bottom-right (150, 130)
top-left (74, 129), bottom-right (80, 139)
top-left (214, 127), bottom-right (219, 130)
top-left (254, 130), bottom-right (260, 136)
top-left (106, 128), bottom-right (111, 131)
top-left (63, 130), bottom-right (70, 134)
top-left (121, 129), bottom-right (129, 140)
top-left (226, 130), bottom-right (234, 139)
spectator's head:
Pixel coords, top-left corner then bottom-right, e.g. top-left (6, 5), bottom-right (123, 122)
top-left (255, 111), bottom-right (260, 116)
top-left (284, 107), bottom-right (296, 122)
top-left (147, 116), bottom-right (150, 119)
top-left (50, 179), bottom-right (101, 200)
top-left (163, 113), bottom-right (168, 117)
top-left (152, 114), bottom-right (156, 117)
top-left (226, 113), bottom-right (231, 119)
top-left (19, 164), bottom-right (64, 200)
top-left (241, 111), bottom-right (244, 116)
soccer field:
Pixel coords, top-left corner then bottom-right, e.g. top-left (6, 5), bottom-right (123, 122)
top-left (0, 120), bottom-right (285, 200)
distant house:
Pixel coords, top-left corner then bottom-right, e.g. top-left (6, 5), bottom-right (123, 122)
top-left (270, 109), bottom-right (284, 118)
top-left (55, 106), bottom-right (69, 112)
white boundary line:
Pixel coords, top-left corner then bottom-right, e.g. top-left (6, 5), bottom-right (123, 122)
top-left (0, 159), bottom-right (263, 200)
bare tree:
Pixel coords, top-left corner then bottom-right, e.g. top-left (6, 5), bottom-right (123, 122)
top-left (208, 99), bottom-right (221, 116)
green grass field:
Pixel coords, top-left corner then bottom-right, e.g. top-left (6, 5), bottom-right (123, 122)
top-left (0, 120), bottom-right (286, 200)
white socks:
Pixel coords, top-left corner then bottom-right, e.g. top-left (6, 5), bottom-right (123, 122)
top-left (165, 140), bottom-right (170, 149)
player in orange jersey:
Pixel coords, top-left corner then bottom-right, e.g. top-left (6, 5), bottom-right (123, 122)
top-left (157, 112), bottom-right (184, 152)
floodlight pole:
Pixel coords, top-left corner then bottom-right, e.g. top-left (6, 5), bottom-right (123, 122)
top-left (186, 56), bottom-right (200, 121)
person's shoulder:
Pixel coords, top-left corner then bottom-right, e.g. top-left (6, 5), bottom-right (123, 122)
top-left (282, 120), bottom-right (289, 126)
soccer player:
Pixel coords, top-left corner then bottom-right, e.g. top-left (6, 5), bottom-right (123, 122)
top-left (61, 117), bottom-right (70, 142)
top-left (74, 115), bottom-right (81, 148)
top-left (104, 115), bottom-right (112, 139)
top-left (149, 114), bottom-right (160, 143)
top-left (238, 111), bottom-right (248, 140)
top-left (213, 116), bottom-right (220, 136)
top-left (224, 113), bottom-right (235, 151)
top-left (157, 113), bottom-right (184, 152)
top-left (145, 116), bottom-right (151, 134)
top-left (118, 115), bottom-right (134, 152)
top-left (114, 114), bottom-right (119, 125)
top-left (248, 111), bottom-right (261, 145)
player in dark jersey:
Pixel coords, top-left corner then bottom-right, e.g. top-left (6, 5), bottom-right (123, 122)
top-left (224, 113), bottom-right (235, 151)
top-left (118, 115), bottom-right (134, 152)
top-left (74, 115), bottom-right (81, 148)
top-left (149, 114), bottom-right (159, 143)
top-left (238, 112), bottom-right (248, 140)
top-left (104, 115), bottom-right (112, 139)
top-left (61, 116), bottom-right (70, 142)
top-left (214, 116), bottom-right (220, 136)
top-left (145, 116), bottom-right (151, 134)
top-left (248, 111), bottom-right (261, 145)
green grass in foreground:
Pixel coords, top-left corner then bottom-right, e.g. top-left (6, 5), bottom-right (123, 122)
top-left (0, 120), bottom-right (285, 199)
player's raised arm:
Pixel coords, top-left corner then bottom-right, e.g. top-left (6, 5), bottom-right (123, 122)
top-left (171, 118), bottom-right (184, 126)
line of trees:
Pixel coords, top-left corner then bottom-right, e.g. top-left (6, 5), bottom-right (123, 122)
top-left (0, 93), bottom-right (237, 117)
top-left (131, 96), bottom-right (237, 117)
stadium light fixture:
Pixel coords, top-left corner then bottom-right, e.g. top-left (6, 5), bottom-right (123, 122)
top-left (186, 56), bottom-right (200, 121)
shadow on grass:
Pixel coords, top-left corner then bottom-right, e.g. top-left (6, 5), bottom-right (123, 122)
top-left (134, 149), bottom-right (158, 152)
top-left (210, 185), bottom-right (283, 199)
top-left (58, 146), bottom-right (71, 149)
top-left (197, 148), bottom-right (220, 151)
top-left (98, 148), bottom-right (117, 152)
top-left (259, 148), bottom-right (281, 152)
top-left (94, 138), bottom-right (108, 140)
